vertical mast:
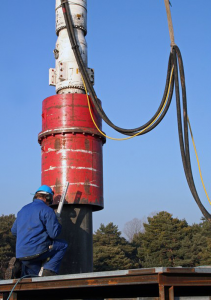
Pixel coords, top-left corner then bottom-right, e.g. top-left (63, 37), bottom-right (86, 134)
top-left (50, 0), bottom-right (94, 95)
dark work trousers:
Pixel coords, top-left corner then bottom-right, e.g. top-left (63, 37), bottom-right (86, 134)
top-left (21, 239), bottom-right (68, 276)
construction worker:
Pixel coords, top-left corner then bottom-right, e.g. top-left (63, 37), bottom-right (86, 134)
top-left (9, 185), bottom-right (68, 277)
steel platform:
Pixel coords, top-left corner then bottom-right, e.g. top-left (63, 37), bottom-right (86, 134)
top-left (1, 267), bottom-right (211, 300)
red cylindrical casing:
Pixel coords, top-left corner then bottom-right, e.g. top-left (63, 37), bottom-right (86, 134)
top-left (38, 94), bottom-right (105, 211)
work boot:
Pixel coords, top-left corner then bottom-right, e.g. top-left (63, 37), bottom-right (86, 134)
top-left (5, 257), bottom-right (22, 279)
top-left (42, 269), bottom-right (57, 277)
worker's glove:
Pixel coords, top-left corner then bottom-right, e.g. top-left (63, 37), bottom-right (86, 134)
top-left (56, 212), bottom-right (62, 224)
top-left (57, 217), bottom-right (62, 225)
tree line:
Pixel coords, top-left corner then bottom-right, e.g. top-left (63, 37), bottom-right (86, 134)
top-left (1, 211), bottom-right (211, 278)
top-left (93, 211), bottom-right (211, 271)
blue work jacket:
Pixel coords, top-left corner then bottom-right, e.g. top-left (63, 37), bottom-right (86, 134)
top-left (11, 199), bottom-right (62, 259)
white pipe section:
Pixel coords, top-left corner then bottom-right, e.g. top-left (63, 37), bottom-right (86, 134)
top-left (50, 0), bottom-right (94, 94)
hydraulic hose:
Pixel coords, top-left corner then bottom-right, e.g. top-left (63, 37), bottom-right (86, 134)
top-left (61, 0), bottom-right (174, 136)
top-left (83, 65), bottom-right (174, 141)
top-left (7, 275), bottom-right (39, 300)
top-left (164, 0), bottom-right (211, 220)
top-left (172, 46), bottom-right (211, 221)
top-left (60, 1), bottom-right (211, 221)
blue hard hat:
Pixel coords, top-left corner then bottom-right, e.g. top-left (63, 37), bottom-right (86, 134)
top-left (36, 185), bottom-right (54, 195)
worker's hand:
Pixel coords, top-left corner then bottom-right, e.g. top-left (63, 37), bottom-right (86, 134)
top-left (57, 216), bottom-right (62, 225)
top-left (56, 212), bottom-right (62, 224)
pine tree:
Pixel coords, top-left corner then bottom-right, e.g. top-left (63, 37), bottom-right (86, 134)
top-left (0, 214), bottom-right (16, 279)
top-left (134, 211), bottom-right (194, 268)
top-left (192, 218), bottom-right (211, 266)
top-left (93, 222), bottom-right (139, 271)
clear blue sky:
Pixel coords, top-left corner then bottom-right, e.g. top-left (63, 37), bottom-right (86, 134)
top-left (0, 1), bottom-right (210, 233)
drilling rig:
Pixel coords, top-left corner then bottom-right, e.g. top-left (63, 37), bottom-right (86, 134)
top-left (38, 0), bottom-right (104, 274)
top-left (37, 0), bottom-right (211, 275)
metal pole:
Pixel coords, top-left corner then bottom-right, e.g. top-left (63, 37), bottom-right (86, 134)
top-left (59, 205), bottom-right (93, 274)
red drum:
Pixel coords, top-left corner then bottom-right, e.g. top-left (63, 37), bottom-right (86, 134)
top-left (38, 94), bottom-right (105, 211)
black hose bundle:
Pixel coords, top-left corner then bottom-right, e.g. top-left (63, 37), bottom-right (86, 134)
top-left (61, 0), bottom-right (174, 136)
top-left (60, 0), bottom-right (211, 221)
top-left (173, 46), bottom-right (211, 221)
